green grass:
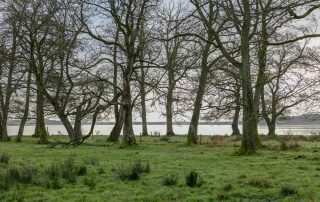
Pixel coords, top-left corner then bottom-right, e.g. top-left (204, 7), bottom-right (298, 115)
top-left (0, 135), bottom-right (320, 201)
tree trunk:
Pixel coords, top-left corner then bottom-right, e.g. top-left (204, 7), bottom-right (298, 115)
top-left (108, 106), bottom-right (124, 142)
top-left (267, 120), bottom-right (276, 136)
top-left (121, 69), bottom-right (136, 146)
top-left (73, 106), bottom-right (83, 141)
top-left (231, 105), bottom-right (241, 136)
top-left (16, 70), bottom-right (32, 142)
top-left (0, 116), bottom-right (2, 141)
top-left (107, 29), bottom-right (123, 142)
top-left (140, 67), bottom-right (148, 136)
top-left (187, 43), bottom-right (211, 144)
top-left (57, 113), bottom-right (76, 140)
top-left (238, 0), bottom-right (257, 154)
top-left (166, 68), bottom-right (175, 136)
top-left (0, 116), bottom-right (9, 141)
top-left (122, 96), bottom-right (136, 146)
top-left (35, 89), bottom-right (49, 144)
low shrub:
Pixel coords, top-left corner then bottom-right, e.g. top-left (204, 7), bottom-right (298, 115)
top-left (162, 174), bottom-right (178, 186)
top-left (248, 176), bottom-right (271, 188)
top-left (186, 171), bottom-right (204, 187)
top-left (280, 184), bottom-right (298, 196)
top-left (0, 153), bottom-right (10, 164)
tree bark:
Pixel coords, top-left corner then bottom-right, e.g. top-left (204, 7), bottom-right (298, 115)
top-left (231, 105), bottom-right (241, 136)
top-left (35, 89), bottom-right (49, 144)
top-left (16, 69), bottom-right (32, 142)
top-left (267, 120), bottom-right (276, 136)
top-left (122, 90), bottom-right (136, 146)
top-left (238, 0), bottom-right (257, 154)
top-left (108, 105), bottom-right (124, 142)
top-left (166, 68), bottom-right (175, 136)
top-left (187, 43), bottom-right (211, 144)
top-left (140, 66), bottom-right (148, 136)
top-left (121, 64), bottom-right (136, 146)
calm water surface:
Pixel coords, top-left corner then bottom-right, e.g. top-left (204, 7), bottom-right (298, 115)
top-left (7, 124), bottom-right (320, 136)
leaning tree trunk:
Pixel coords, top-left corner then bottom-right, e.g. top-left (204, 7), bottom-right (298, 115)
top-left (108, 107), bottom-right (124, 142)
top-left (16, 70), bottom-right (32, 142)
top-left (57, 113), bottom-right (77, 140)
top-left (166, 68), bottom-right (175, 136)
top-left (108, 29), bottom-right (123, 142)
top-left (187, 43), bottom-right (210, 144)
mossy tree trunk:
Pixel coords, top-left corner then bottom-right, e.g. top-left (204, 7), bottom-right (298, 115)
top-left (238, 0), bottom-right (257, 154)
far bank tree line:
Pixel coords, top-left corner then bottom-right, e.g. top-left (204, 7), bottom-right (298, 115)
top-left (0, 0), bottom-right (320, 154)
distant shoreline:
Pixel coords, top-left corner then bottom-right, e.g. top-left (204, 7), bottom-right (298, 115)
top-left (7, 121), bottom-right (320, 126)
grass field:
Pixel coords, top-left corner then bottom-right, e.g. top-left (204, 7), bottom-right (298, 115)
top-left (0, 135), bottom-right (320, 202)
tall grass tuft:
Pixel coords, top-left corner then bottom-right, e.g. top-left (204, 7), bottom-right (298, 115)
top-left (279, 136), bottom-right (301, 150)
top-left (186, 171), bottom-right (204, 187)
top-left (0, 153), bottom-right (10, 164)
top-left (248, 176), bottom-right (271, 188)
top-left (114, 160), bottom-right (150, 181)
top-left (61, 157), bottom-right (77, 183)
top-left (281, 184), bottom-right (298, 196)
top-left (162, 174), bottom-right (179, 186)
top-left (83, 172), bottom-right (96, 189)
top-left (19, 165), bottom-right (37, 184)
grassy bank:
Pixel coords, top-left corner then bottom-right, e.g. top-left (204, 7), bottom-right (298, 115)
top-left (0, 135), bottom-right (320, 201)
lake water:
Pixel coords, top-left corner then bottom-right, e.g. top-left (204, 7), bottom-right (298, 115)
top-left (7, 124), bottom-right (320, 136)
